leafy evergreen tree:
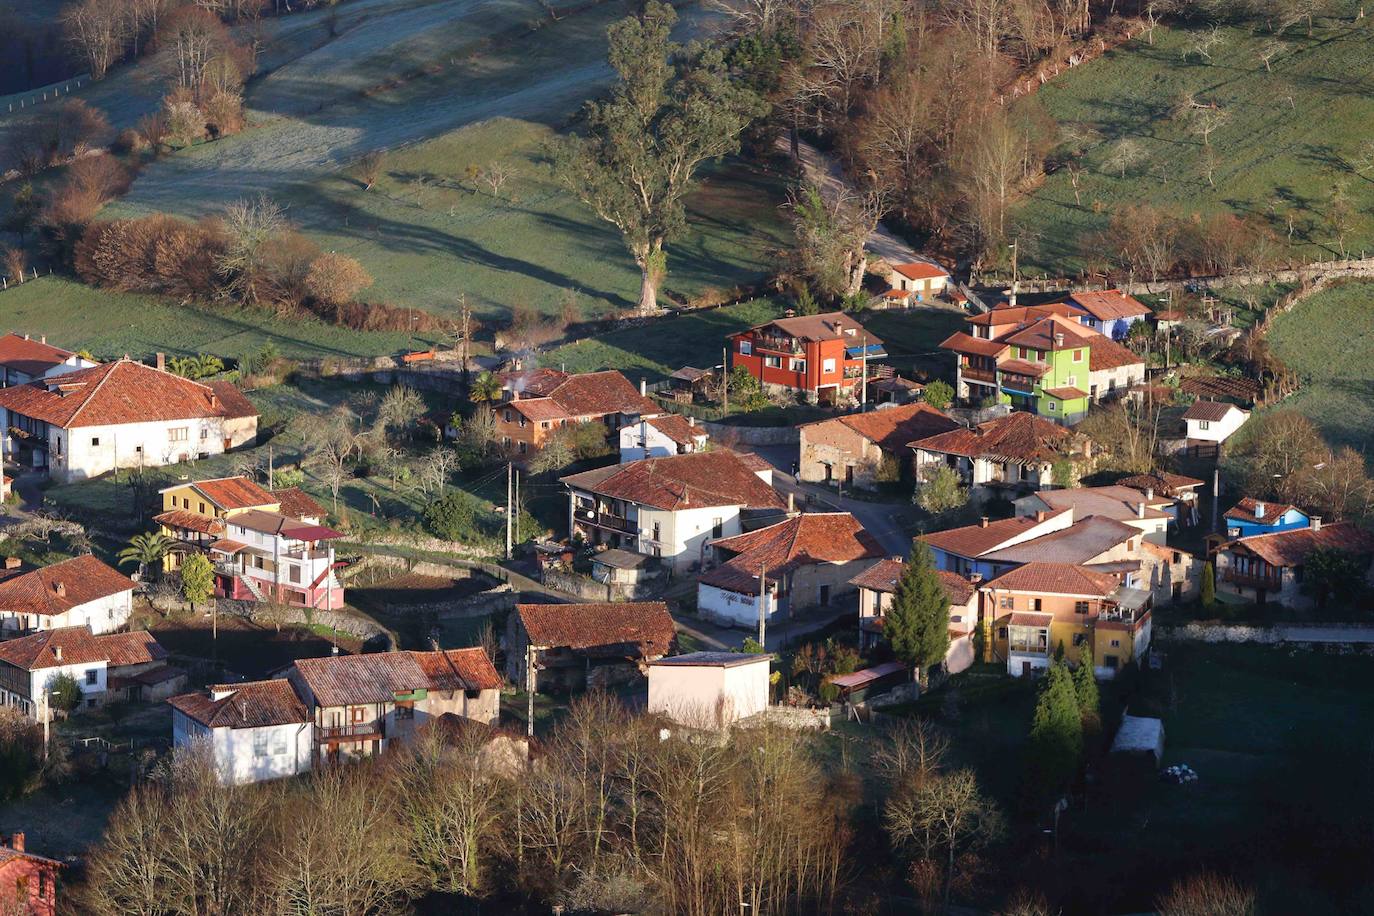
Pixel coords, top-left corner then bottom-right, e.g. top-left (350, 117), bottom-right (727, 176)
top-left (1201, 561), bottom-right (1216, 609)
top-left (180, 553), bottom-right (215, 612)
top-left (1027, 661), bottom-right (1083, 800)
top-left (884, 542), bottom-right (951, 688)
top-left (922, 379), bottom-right (954, 410)
top-left (1073, 650), bottom-right (1101, 742)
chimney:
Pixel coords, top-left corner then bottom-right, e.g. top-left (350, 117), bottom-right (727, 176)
top-left (639, 378), bottom-right (647, 396)
top-left (331, 644), bottom-right (340, 656)
top-left (1035, 510), bottom-right (1046, 522)
top-left (21, 334), bottom-right (28, 341)
top-left (1136, 501), bottom-right (1145, 519)
top-left (688, 416), bottom-right (695, 427)
top-left (4, 557), bottom-right (18, 569)
top-left (53, 581), bottom-right (65, 597)
top-left (787, 492), bottom-right (795, 513)
top-left (1145, 487), bottom-right (1154, 501)
top-left (1311, 516), bottom-right (1322, 531)
top-left (156, 352), bottom-right (166, 371)
top-left (8, 833), bottom-right (22, 853)
top-left (979, 516), bottom-right (989, 528)
top-left (40, 336), bottom-right (46, 345)
top-left (969, 572), bottom-right (983, 584)
top-left (1054, 332), bottom-right (1065, 347)
top-left (1255, 501), bottom-right (1266, 518)
top-left (53, 645), bottom-right (62, 662)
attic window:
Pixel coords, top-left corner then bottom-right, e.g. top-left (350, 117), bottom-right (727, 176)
top-left (90, 437), bottom-right (99, 446)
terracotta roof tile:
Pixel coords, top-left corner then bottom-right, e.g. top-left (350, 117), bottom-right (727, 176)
top-left (187, 476), bottom-right (275, 511)
top-left (968, 304), bottom-right (1082, 326)
top-left (1183, 400), bottom-right (1244, 422)
top-left (1179, 375), bottom-right (1260, 403)
top-left (0, 555), bottom-right (135, 618)
top-left (168, 679), bottom-right (308, 729)
top-left (1003, 316), bottom-right (1095, 351)
top-left (702, 513), bottom-right (884, 593)
top-left (910, 412), bottom-right (1076, 463)
top-left (1224, 497), bottom-right (1303, 525)
top-left (890, 261), bottom-right (949, 280)
top-left (1087, 337), bottom-right (1144, 372)
top-left (919, 514), bottom-right (1060, 559)
top-left (643, 414), bottom-right (706, 446)
top-left (1028, 486), bottom-right (1172, 521)
top-left (980, 516), bottom-right (1140, 564)
top-left (499, 367), bottom-right (569, 398)
top-left (741, 312), bottom-right (882, 345)
top-left (940, 331), bottom-right (1008, 358)
top-left (562, 451), bottom-right (784, 511)
top-left (806, 403), bottom-right (960, 454)
top-left (1117, 471), bottom-right (1205, 497)
top-left (1008, 611), bottom-right (1055, 627)
top-left (508, 370), bottom-right (658, 423)
top-left (207, 381), bottom-right (258, 419)
top-left (1064, 290), bottom-right (1151, 322)
top-left (0, 359), bottom-right (252, 428)
top-left (1043, 385), bottom-right (1088, 400)
top-left (293, 652), bottom-right (427, 707)
top-left (274, 487), bottom-right (326, 521)
top-left (408, 648), bottom-right (501, 692)
top-left (0, 333), bottom-right (78, 376)
top-left (0, 626), bottom-right (164, 671)
top-left (986, 562), bottom-right (1119, 596)
top-left (515, 602), bottom-right (676, 654)
top-left (998, 358), bottom-right (1052, 377)
top-left (1225, 522), bottom-right (1374, 567)
top-left (154, 509), bottom-right (225, 536)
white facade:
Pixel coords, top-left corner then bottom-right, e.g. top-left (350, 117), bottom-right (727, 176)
top-left (569, 487), bottom-right (745, 572)
top-left (11, 414), bottom-right (232, 483)
top-left (171, 713), bottom-right (314, 785)
top-left (0, 660), bottom-right (108, 717)
top-left (618, 422), bottom-right (707, 462)
top-left (0, 590), bottom-right (132, 636)
top-left (1185, 405), bottom-right (1249, 443)
top-left (697, 583), bottom-right (781, 627)
top-left (647, 656), bottom-right (771, 727)
top-left (218, 518), bottom-right (341, 602)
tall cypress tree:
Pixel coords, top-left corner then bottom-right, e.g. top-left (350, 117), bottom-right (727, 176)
top-left (1028, 661), bottom-right (1084, 800)
top-left (1073, 649), bottom-right (1102, 742)
top-left (884, 541), bottom-right (951, 688)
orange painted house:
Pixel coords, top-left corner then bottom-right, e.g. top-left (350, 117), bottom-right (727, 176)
top-left (728, 312), bottom-right (885, 404)
top-left (491, 369), bottom-right (660, 462)
top-left (0, 833), bottom-right (60, 916)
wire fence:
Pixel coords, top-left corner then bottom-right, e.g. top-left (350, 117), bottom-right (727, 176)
top-left (2, 77), bottom-right (88, 115)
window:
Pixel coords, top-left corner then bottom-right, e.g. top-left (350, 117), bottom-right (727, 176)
top-left (168, 427), bottom-right (188, 442)
top-left (198, 502), bottom-right (206, 514)
top-left (1073, 632), bottom-right (1087, 646)
top-left (1110, 639), bottom-right (1121, 648)
top-left (1073, 349), bottom-right (1083, 362)
top-left (395, 704), bottom-right (415, 721)
top-left (85, 669), bottom-right (98, 685)
top-left (822, 358), bottom-right (836, 374)
top-left (540, 421), bottom-right (550, 430)
top-left (91, 436), bottom-right (100, 446)
top-left (789, 358), bottom-right (806, 372)
top-left (1030, 598), bottom-right (1043, 612)
top-left (997, 626), bottom-right (1008, 639)
top-left (135, 444), bottom-right (143, 454)
top-left (518, 441), bottom-right (528, 455)
top-left (86, 698), bottom-right (97, 708)
top-left (271, 734), bottom-right (287, 756)
top-left (351, 706), bottom-right (367, 723)
top-left (1199, 420), bottom-right (1211, 430)
top-left (1074, 601), bottom-right (1089, 614)
top-left (503, 409), bottom-right (512, 423)
top-left (518, 414), bottom-right (526, 428)
top-left (1103, 654), bottom-right (1119, 670)
top-left (999, 596), bottom-right (1014, 609)
top-left (713, 517), bottom-right (723, 538)
top-left (652, 521), bottom-right (661, 542)
top-left (740, 340), bottom-right (752, 355)
top-left (288, 566), bottom-right (301, 584)
top-left (253, 732), bottom-right (269, 758)
top-left (1047, 401), bottom-right (1056, 412)
top-left (1065, 376), bottom-right (1076, 387)
top-left (764, 355), bottom-right (781, 369)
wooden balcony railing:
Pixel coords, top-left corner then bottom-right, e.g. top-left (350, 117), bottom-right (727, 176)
top-left (319, 721), bottom-right (385, 741)
top-left (961, 365), bottom-right (998, 384)
top-left (1223, 569), bottom-right (1283, 590)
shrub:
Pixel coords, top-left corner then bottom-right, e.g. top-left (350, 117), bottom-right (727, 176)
top-left (202, 89), bottom-right (245, 138)
top-left (306, 253), bottom-right (374, 306)
top-left (48, 673), bottom-right (83, 713)
top-left (164, 92), bottom-right (207, 148)
top-left (425, 489), bottom-right (485, 543)
top-left (922, 379), bottom-right (954, 410)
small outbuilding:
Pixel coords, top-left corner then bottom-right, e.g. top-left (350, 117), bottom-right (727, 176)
top-left (647, 652), bottom-right (771, 728)
top-left (1110, 713), bottom-right (1165, 766)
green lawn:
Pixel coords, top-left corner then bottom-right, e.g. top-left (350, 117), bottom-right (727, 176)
top-left (1266, 281), bottom-right (1374, 460)
top-left (0, 276), bottom-right (443, 360)
top-left (855, 306), bottom-right (967, 383)
top-left (1011, 11), bottom-right (1374, 275)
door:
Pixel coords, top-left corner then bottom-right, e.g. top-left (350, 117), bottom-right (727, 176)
top-left (844, 465), bottom-right (854, 486)
top-left (824, 463), bottom-right (833, 482)
top-left (1021, 661), bottom-right (1032, 677)
top-left (819, 585), bottom-right (831, 606)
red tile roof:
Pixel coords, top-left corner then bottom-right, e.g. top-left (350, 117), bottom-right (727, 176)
top-left (409, 648), bottom-right (502, 692)
top-left (292, 648), bottom-right (500, 707)
top-left (702, 513), bottom-right (884, 593)
top-left (1065, 290), bottom-right (1151, 322)
top-left (1003, 316), bottom-right (1094, 352)
top-left (154, 509), bottom-right (225, 535)
top-left (274, 487), bottom-right (326, 521)
top-left (1043, 385), bottom-right (1088, 400)
top-left (980, 516), bottom-right (1140, 564)
top-left (909, 411), bottom-right (1076, 463)
top-left (940, 332), bottom-right (1008, 358)
top-left (0, 555), bottom-right (135, 618)
top-left (1087, 336), bottom-right (1143, 372)
top-left (998, 358), bottom-right (1052, 378)
top-left (206, 381), bottom-right (258, 419)
top-left (185, 476), bottom-right (275, 511)
top-left (968, 304), bottom-right (1082, 326)
top-left (562, 451), bottom-right (785, 511)
top-left (515, 602), bottom-right (676, 654)
top-left (1183, 400), bottom-right (1244, 422)
top-left (1224, 497), bottom-right (1303, 525)
top-left (1028, 486), bottom-right (1172, 521)
top-left (805, 403), bottom-right (960, 454)
top-left (0, 359), bottom-right (250, 428)
top-left (0, 626), bottom-right (165, 671)
top-left (1008, 611), bottom-right (1054, 627)
top-left (1117, 471), bottom-right (1205, 497)
top-left (224, 509), bottom-right (343, 541)
top-left (1225, 522), bottom-right (1374, 568)
top-left (918, 514), bottom-right (1062, 559)
top-left (643, 414), bottom-right (706, 446)
top-left (848, 557), bottom-right (975, 604)
top-left (168, 679), bottom-right (309, 729)
top-left (1179, 375), bottom-right (1260, 402)
top-left (499, 367), bottom-right (570, 398)
top-left (742, 312), bottom-right (882, 345)
top-left (508, 370), bottom-right (658, 423)
top-left (984, 562), bottom-right (1118, 596)
top-left (890, 261), bottom-right (949, 280)
top-left (0, 333), bottom-right (78, 376)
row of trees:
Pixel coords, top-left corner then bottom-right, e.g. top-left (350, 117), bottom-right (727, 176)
top-left (1223, 409), bottom-right (1374, 523)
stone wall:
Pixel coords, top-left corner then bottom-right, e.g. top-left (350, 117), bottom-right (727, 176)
top-left (702, 422), bottom-right (800, 447)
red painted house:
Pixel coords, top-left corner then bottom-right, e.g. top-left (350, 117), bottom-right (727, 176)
top-left (0, 833), bottom-right (60, 916)
top-left (728, 312), bottom-right (885, 404)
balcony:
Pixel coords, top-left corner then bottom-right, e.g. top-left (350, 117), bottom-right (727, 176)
top-left (1223, 569), bottom-right (1283, 590)
top-left (319, 720), bottom-right (385, 742)
top-left (1000, 374), bottom-right (1038, 395)
top-left (575, 506), bottom-right (635, 534)
top-left (1008, 640), bottom-right (1050, 654)
top-left (961, 365), bottom-right (998, 384)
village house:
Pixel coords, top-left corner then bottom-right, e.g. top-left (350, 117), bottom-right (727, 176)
top-left (0, 626), bottom-right (171, 717)
top-left (0, 555), bottom-right (135, 635)
top-left (0, 832), bottom-right (60, 916)
top-left (940, 306), bottom-right (1144, 412)
top-left (1118, 471), bottom-right (1206, 526)
top-left (562, 450), bottom-right (786, 571)
top-left (646, 652), bottom-right (771, 728)
top-left (618, 413), bottom-right (709, 461)
top-left (920, 511), bottom-right (1075, 580)
top-left (982, 562), bottom-right (1152, 678)
top-left (909, 411), bottom-right (1090, 491)
top-left (0, 333), bottom-right (96, 388)
top-left (798, 402), bottom-right (959, 490)
top-left (1014, 486), bottom-right (1173, 544)
top-left (883, 261), bottom-right (951, 305)
top-left (155, 476), bottom-right (343, 609)
top-left (869, 375), bottom-right (925, 405)
top-left (1213, 519), bottom-right (1374, 609)
top-left (0, 359), bottom-right (259, 483)
top-left (1223, 497), bottom-right (1310, 539)
top-left (1061, 290), bottom-right (1152, 339)
top-left (169, 679), bottom-right (314, 785)
top-left (287, 648), bottom-right (502, 765)
top-left (506, 601), bottom-right (677, 693)
top-left (728, 312), bottom-right (885, 405)
top-left (491, 368), bottom-right (661, 462)
top-left (1182, 400), bottom-right (1249, 446)
top-left (697, 512), bottom-right (884, 627)
top-left (850, 558), bottom-right (978, 674)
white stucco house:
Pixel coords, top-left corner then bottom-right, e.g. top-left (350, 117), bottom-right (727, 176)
top-left (1182, 400), bottom-right (1249, 445)
top-left (562, 451), bottom-right (786, 572)
top-left (0, 626), bottom-right (169, 717)
top-left (647, 652), bottom-right (771, 728)
top-left (618, 414), bottom-right (709, 461)
top-left (0, 358), bottom-right (259, 483)
top-left (0, 333), bottom-right (97, 387)
top-left (169, 679), bottom-right (315, 785)
top-left (0, 555), bottom-right (136, 635)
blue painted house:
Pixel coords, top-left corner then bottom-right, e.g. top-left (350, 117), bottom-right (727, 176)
top-left (1063, 290), bottom-right (1151, 340)
top-left (918, 512), bottom-right (1072, 581)
top-left (1224, 498), bottom-right (1310, 539)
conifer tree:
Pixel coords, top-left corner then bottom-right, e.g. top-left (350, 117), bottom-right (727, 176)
top-left (1028, 661), bottom-right (1083, 799)
top-left (1201, 561), bottom-right (1216, 609)
top-left (885, 542), bottom-right (952, 688)
top-left (1073, 649), bottom-right (1101, 742)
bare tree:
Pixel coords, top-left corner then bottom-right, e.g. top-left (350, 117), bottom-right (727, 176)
top-left (1102, 138), bottom-right (1145, 179)
top-left (293, 405), bottom-right (370, 511)
top-left (1189, 106), bottom-right (1229, 147)
top-left (217, 195), bottom-right (287, 305)
top-left (352, 151), bottom-right (385, 190)
top-left (62, 0), bottom-right (130, 81)
top-left (418, 445), bottom-right (460, 494)
top-left (479, 161), bottom-right (515, 199)
top-left (1157, 872), bottom-right (1255, 916)
top-left (885, 769), bottom-right (1006, 912)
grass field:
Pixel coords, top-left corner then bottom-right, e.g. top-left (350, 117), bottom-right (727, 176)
top-left (1266, 281), bottom-right (1374, 459)
top-left (856, 306), bottom-right (967, 382)
top-left (0, 276), bottom-right (444, 360)
top-left (1011, 12), bottom-right (1374, 275)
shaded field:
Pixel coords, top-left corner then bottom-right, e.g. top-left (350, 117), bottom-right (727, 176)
top-left (1266, 281), bottom-right (1374, 461)
top-left (1011, 12), bottom-right (1374, 275)
top-left (856, 306), bottom-right (967, 383)
top-left (0, 276), bottom-right (443, 360)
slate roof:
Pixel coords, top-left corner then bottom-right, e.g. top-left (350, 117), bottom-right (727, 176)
top-left (0, 555), bottom-right (135, 618)
top-left (910, 411), bottom-right (1075, 462)
top-left (562, 451), bottom-right (785, 511)
top-left (804, 402), bottom-right (960, 454)
top-left (515, 602), bottom-right (676, 654)
top-left (702, 513), bottom-right (884, 594)
top-left (979, 516), bottom-right (1140, 565)
top-left (985, 562), bottom-right (1119, 596)
top-left (1065, 290), bottom-right (1151, 322)
top-left (0, 626), bottom-right (165, 671)
top-left (1226, 522), bottom-right (1374, 568)
top-left (0, 359), bottom-right (248, 428)
top-left (0, 333), bottom-right (78, 377)
top-left (168, 679), bottom-right (309, 729)
top-left (1224, 497), bottom-right (1305, 525)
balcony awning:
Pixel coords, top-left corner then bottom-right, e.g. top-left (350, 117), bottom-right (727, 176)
top-left (845, 344), bottom-right (887, 359)
top-left (1008, 611), bottom-right (1054, 628)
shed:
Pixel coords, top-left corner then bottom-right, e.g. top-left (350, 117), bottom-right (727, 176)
top-left (1111, 713), bottom-right (1165, 766)
top-left (647, 652), bottom-right (771, 728)
top-left (826, 661), bottom-right (908, 702)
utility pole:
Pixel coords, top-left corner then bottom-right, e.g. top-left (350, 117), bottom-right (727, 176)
top-left (756, 562), bottom-right (767, 649)
top-left (526, 644), bottom-right (536, 738)
top-left (721, 346), bottom-right (729, 415)
top-left (513, 467), bottom-right (520, 545)
top-left (1008, 239), bottom-right (1019, 307)
top-left (505, 462), bottom-right (513, 560)
top-left (267, 444), bottom-right (274, 489)
top-left (459, 301), bottom-right (472, 383)
top-left (860, 332), bottom-right (869, 411)
top-left (1212, 466), bottom-right (1220, 533)
top-left (38, 688), bottom-right (48, 761)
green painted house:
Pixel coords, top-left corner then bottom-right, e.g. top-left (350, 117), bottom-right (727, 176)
top-left (994, 318), bottom-right (1090, 424)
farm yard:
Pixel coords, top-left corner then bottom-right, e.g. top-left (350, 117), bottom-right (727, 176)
top-left (1266, 281), bottom-right (1374, 461)
top-left (1010, 11), bottom-right (1374, 277)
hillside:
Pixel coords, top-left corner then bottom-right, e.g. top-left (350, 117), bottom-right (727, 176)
top-left (1010, 12), bottom-right (1374, 276)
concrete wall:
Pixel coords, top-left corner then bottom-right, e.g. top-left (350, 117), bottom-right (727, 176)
top-left (698, 583), bottom-right (780, 627)
top-left (648, 660), bottom-right (770, 727)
